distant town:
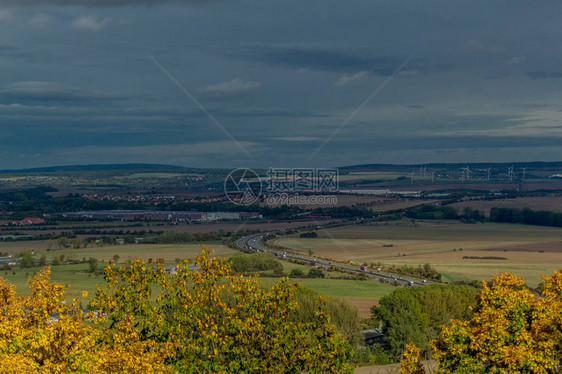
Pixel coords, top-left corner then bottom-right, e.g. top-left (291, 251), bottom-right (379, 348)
top-left (44, 210), bottom-right (262, 221)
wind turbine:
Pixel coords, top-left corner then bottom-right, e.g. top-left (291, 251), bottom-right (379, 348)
top-left (486, 167), bottom-right (491, 181)
top-left (410, 170), bottom-right (416, 185)
top-left (431, 170), bottom-right (436, 183)
top-left (521, 167), bottom-right (527, 180)
top-left (462, 166), bottom-right (471, 181)
top-left (508, 166), bottom-right (514, 182)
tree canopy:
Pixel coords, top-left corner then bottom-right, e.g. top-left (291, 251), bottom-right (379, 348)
top-left (432, 270), bottom-right (562, 373)
top-left (0, 248), bottom-right (353, 373)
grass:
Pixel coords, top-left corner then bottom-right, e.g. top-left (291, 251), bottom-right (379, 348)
top-left (258, 277), bottom-right (395, 300)
top-left (66, 242), bottom-right (235, 264)
top-left (0, 242), bottom-right (238, 304)
top-left (0, 242), bottom-right (237, 265)
top-left (273, 221), bottom-right (562, 287)
top-left (0, 242), bottom-right (396, 310)
top-left (0, 264), bottom-right (103, 305)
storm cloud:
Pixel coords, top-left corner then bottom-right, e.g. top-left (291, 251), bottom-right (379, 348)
top-left (0, 0), bottom-right (560, 169)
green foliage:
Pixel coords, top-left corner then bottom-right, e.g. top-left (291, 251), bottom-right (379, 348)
top-left (371, 284), bottom-right (478, 358)
top-left (433, 270), bottom-right (562, 373)
top-left (490, 206), bottom-right (562, 227)
top-left (299, 232), bottom-right (318, 238)
top-left (18, 252), bottom-right (35, 269)
top-left (289, 287), bottom-right (363, 348)
top-left (308, 268), bottom-right (325, 278)
top-left (57, 236), bottom-right (70, 249)
top-left (155, 231), bottom-right (223, 244)
top-left (406, 205), bottom-right (459, 220)
top-left (87, 257), bottom-right (98, 273)
top-left (374, 262), bottom-right (441, 281)
top-left (228, 252), bottom-right (283, 274)
top-left (92, 249), bottom-right (353, 373)
top-left (289, 268), bottom-right (305, 278)
top-left (461, 207), bottom-right (485, 222)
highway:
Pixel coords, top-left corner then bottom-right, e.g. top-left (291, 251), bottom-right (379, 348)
top-left (236, 233), bottom-right (428, 287)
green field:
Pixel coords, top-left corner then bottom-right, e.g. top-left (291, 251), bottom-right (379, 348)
top-left (1, 264), bottom-right (105, 304)
top-left (0, 241), bottom-right (236, 264)
top-left (68, 242), bottom-right (235, 264)
top-left (0, 240), bottom-right (395, 316)
top-left (260, 277), bottom-right (394, 300)
top-left (0, 257), bottom-right (394, 314)
top-left (0, 242), bottom-right (237, 303)
top-left (273, 221), bottom-right (562, 287)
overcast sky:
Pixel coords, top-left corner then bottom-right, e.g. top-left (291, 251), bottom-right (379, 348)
top-left (0, 0), bottom-right (561, 169)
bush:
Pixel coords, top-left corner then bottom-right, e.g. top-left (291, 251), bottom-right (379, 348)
top-left (299, 232), bottom-right (318, 238)
top-left (308, 268), bottom-right (325, 278)
top-left (18, 252), bottom-right (37, 269)
top-left (87, 257), bottom-right (98, 273)
top-left (229, 252), bottom-right (283, 274)
top-left (289, 268), bottom-right (306, 278)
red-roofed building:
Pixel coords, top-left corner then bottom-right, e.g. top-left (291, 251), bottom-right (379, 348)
top-left (21, 217), bottom-right (46, 225)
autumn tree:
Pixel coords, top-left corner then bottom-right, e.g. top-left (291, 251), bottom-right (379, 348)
top-left (400, 342), bottom-right (425, 374)
top-left (92, 247), bottom-right (353, 373)
top-left (432, 270), bottom-right (562, 373)
top-left (0, 268), bottom-right (173, 373)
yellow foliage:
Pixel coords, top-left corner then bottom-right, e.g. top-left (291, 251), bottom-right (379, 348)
top-left (400, 342), bottom-right (425, 374)
top-left (0, 250), bottom-right (353, 373)
top-left (0, 267), bottom-right (174, 374)
top-left (432, 270), bottom-right (562, 373)
top-left (92, 249), bottom-right (353, 373)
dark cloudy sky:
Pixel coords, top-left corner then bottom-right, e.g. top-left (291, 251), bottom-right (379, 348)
top-left (0, 0), bottom-right (561, 169)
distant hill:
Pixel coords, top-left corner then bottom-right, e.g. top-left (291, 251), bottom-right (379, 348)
top-left (0, 164), bottom-right (189, 174)
top-left (339, 161), bottom-right (562, 171)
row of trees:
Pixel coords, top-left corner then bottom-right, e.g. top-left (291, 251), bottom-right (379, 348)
top-left (371, 263), bottom-right (442, 282)
top-left (14, 252), bottom-right (101, 270)
top-left (405, 205), bottom-right (486, 222)
top-left (406, 204), bottom-right (562, 228)
top-left (490, 207), bottom-right (562, 227)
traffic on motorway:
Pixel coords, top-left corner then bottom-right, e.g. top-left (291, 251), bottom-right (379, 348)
top-left (235, 233), bottom-right (428, 287)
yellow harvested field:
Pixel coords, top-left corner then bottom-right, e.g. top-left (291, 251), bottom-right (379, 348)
top-left (273, 222), bottom-right (562, 287)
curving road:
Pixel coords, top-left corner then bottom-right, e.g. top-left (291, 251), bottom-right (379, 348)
top-left (236, 233), bottom-right (428, 287)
